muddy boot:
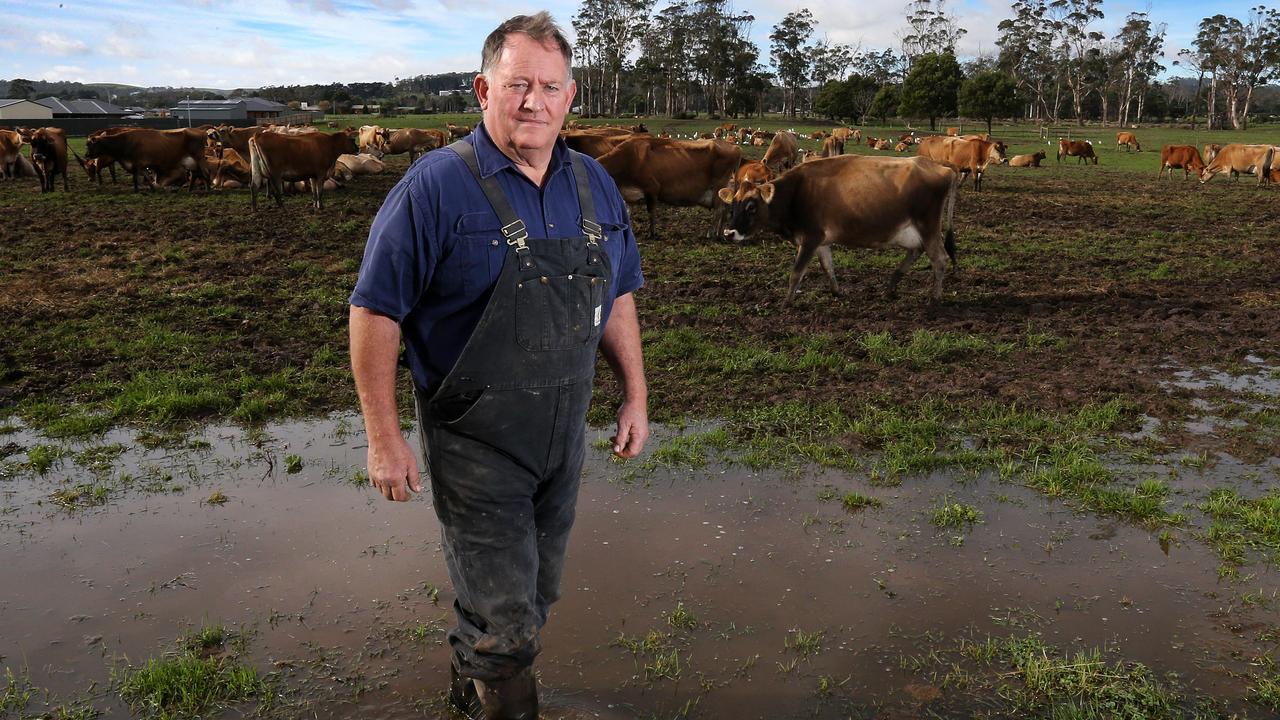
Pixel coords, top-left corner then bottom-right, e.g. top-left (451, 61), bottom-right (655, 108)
top-left (450, 664), bottom-right (481, 717)
top-left (475, 666), bottom-right (538, 720)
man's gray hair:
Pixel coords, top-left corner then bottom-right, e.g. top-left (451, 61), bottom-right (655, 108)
top-left (480, 11), bottom-right (573, 79)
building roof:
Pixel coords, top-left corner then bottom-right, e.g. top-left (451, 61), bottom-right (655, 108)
top-left (172, 97), bottom-right (286, 112)
top-left (173, 100), bottom-right (244, 111)
top-left (242, 97), bottom-right (286, 111)
top-left (0, 99), bottom-right (27, 108)
top-left (34, 97), bottom-right (128, 115)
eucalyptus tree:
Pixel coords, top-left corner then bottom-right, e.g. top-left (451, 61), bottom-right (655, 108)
top-left (1049, 0), bottom-right (1105, 126)
top-left (900, 0), bottom-right (968, 65)
top-left (770, 9), bottom-right (816, 117)
top-left (996, 0), bottom-right (1056, 120)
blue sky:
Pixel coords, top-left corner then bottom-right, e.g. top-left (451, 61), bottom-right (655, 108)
top-left (0, 0), bottom-right (1267, 91)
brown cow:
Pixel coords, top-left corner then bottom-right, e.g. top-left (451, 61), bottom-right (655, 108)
top-left (830, 127), bottom-right (853, 149)
top-left (562, 130), bottom-right (631, 158)
top-left (1199, 144), bottom-right (1275, 185)
top-left (333, 152), bottom-right (386, 182)
top-left (917, 135), bottom-right (1006, 191)
top-left (249, 129), bottom-right (357, 210)
top-left (945, 127), bottom-right (960, 136)
top-left (894, 141), bottom-right (911, 153)
top-left (383, 128), bottom-right (446, 163)
top-left (717, 155), bottom-right (959, 303)
top-left (208, 125), bottom-right (266, 158)
top-left (447, 123), bottom-right (472, 139)
top-left (1008, 151), bottom-right (1046, 168)
top-left (820, 135), bottom-right (844, 158)
top-left (1117, 131), bottom-right (1141, 152)
top-left (1157, 145), bottom-right (1205, 180)
top-left (71, 149), bottom-right (119, 184)
top-left (1057, 139), bottom-right (1098, 165)
top-left (811, 131), bottom-right (827, 140)
top-left (87, 128), bottom-right (211, 191)
top-left (1203, 144), bottom-right (1221, 164)
top-left (28, 128), bottom-right (69, 192)
top-left (0, 128), bottom-right (23, 180)
top-left (762, 131), bottom-right (799, 174)
top-left (595, 137), bottom-right (742, 239)
top-left (357, 125), bottom-right (389, 154)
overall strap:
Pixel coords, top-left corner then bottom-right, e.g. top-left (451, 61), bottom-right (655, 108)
top-left (569, 151), bottom-right (602, 246)
top-left (449, 140), bottom-right (532, 263)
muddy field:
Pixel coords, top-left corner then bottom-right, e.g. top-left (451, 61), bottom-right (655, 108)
top-left (2, 123), bottom-right (1280, 719)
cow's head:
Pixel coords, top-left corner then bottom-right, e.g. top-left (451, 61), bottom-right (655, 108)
top-left (990, 141), bottom-right (1009, 164)
top-left (1033, 150), bottom-right (1046, 161)
top-left (718, 179), bottom-right (774, 243)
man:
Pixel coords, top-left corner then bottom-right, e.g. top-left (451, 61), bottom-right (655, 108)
top-left (348, 11), bottom-right (648, 720)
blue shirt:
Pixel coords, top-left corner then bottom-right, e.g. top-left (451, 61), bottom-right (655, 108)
top-left (350, 123), bottom-right (644, 391)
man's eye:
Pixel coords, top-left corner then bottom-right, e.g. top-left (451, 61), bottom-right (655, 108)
top-left (508, 83), bottom-right (529, 92)
top-left (545, 85), bottom-right (560, 94)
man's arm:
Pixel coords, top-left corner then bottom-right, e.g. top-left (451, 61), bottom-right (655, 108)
top-left (349, 305), bottom-right (420, 501)
top-left (598, 292), bottom-right (648, 458)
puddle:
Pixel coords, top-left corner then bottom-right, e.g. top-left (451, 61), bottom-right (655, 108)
top-left (0, 416), bottom-right (1276, 717)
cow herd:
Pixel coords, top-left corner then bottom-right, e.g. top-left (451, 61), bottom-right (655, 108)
top-left (1, 120), bottom-right (1276, 303)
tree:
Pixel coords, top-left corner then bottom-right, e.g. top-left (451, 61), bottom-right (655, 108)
top-left (1050, 0), bottom-right (1106, 126)
top-left (996, 0), bottom-right (1056, 121)
top-left (901, 0), bottom-right (968, 63)
top-left (770, 9), bottom-right (815, 117)
top-left (814, 75), bottom-right (880, 123)
top-left (1113, 12), bottom-right (1166, 125)
top-left (899, 52), bottom-right (962, 129)
top-left (958, 71), bottom-right (1020, 133)
top-left (868, 85), bottom-right (901, 123)
top-left (7, 78), bottom-right (35, 100)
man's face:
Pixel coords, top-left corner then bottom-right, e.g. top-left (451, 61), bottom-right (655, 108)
top-left (475, 33), bottom-right (576, 158)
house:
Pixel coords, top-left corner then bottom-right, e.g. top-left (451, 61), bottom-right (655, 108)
top-left (34, 97), bottom-right (131, 118)
top-left (0, 99), bottom-right (55, 121)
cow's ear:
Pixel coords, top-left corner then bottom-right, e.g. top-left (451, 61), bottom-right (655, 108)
top-left (759, 183), bottom-right (776, 204)
top-left (717, 186), bottom-right (734, 204)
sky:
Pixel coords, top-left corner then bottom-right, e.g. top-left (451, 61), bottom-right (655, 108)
top-left (0, 0), bottom-right (1269, 92)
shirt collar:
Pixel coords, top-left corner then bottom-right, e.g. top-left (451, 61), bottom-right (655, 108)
top-left (471, 121), bottom-right (573, 180)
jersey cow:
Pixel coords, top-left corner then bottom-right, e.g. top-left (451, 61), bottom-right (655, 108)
top-left (1198, 144), bottom-right (1275, 185)
top-left (0, 129), bottom-right (24, 180)
top-left (383, 128), bottom-right (445, 163)
top-left (1008, 151), bottom-right (1047, 167)
top-left (357, 125), bottom-right (389, 155)
top-left (916, 135), bottom-right (1006, 191)
top-left (761, 131), bottom-right (799, 174)
top-left (1157, 145), bottom-right (1205, 180)
top-left (1116, 132), bottom-right (1141, 152)
top-left (718, 155), bottom-right (959, 304)
top-left (1057, 139), bottom-right (1098, 165)
top-left (248, 129), bottom-right (357, 210)
top-left (208, 125), bottom-right (266, 158)
top-left (595, 137), bottom-right (742, 240)
top-left (86, 128), bottom-right (211, 191)
top-left (562, 130), bottom-right (632, 158)
top-left (29, 127), bottom-right (69, 192)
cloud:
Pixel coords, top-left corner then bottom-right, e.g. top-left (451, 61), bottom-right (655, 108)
top-left (287, 0), bottom-right (340, 14)
top-left (103, 34), bottom-right (148, 58)
top-left (36, 31), bottom-right (89, 55)
top-left (38, 65), bottom-right (88, 82)
top-left (370, 0), bottom-right (414, 10)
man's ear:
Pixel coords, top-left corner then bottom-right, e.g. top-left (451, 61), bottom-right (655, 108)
top-left (473, 74), bottom-right (490, 111)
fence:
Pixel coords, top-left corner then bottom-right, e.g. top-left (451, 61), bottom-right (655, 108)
top-left (0, 117), bottom-right (257, 137)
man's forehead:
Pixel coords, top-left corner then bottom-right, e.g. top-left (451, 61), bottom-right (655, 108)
top-left (494, 35), bottom-right (568, 68)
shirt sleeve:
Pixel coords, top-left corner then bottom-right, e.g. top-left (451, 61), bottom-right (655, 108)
top-left (349, 175), bottom-right (434, 322)
top-left (613, 201), bottom-right (644, 297)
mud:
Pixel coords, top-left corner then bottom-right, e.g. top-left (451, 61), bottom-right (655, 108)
top-left (1, 416), bottom-right (1277, 718)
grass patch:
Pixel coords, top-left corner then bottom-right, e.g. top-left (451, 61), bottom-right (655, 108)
top-left (50, 482), bottom-right (110, 510)
top-left (117, 654), bottom-right (263, 718)
top-left (841, 492), bottom-right (882, 512)
top-left (284, 454), bottom-right (303, 474)
top-left (664, 602), bottom-right (699, 632)
top-left (784, 629), bottom-right (823, 656)
top-left (1200, 488), bottom-right (1280, 567)
top-left (858, 329), bottom-right (1016, 368)
top-left (931, 500), bottom-right (982, 528)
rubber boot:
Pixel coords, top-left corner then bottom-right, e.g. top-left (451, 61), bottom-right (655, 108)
top-left (450, 664), bottom-right (481, 717)
top-left (474, 666), bottom-right (539, 720)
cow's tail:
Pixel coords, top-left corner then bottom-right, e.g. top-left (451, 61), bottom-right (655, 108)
top-left (249, 136), bottom-right (270, 210)
top-left (943, 170), bottom-right (960, 268)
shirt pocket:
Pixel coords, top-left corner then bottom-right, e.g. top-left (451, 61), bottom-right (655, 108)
top-left (453, 212), bottom-right (506, 296)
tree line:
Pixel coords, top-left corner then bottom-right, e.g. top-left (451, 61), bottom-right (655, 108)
top-left (571, 0), bottom-right (1280, 127)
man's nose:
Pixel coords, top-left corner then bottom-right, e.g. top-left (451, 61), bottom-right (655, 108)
top-left (521, 89), bottom-right (545, 112)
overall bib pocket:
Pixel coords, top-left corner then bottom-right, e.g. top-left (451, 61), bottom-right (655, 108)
top-left (515, 272), bottom-right (606, 351)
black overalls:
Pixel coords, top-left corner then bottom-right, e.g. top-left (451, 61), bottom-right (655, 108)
top-left (414, 141), bottom-right (612, 683)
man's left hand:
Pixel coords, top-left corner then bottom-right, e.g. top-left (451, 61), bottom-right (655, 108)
top-left (611, 399), bottom-right (648, 458)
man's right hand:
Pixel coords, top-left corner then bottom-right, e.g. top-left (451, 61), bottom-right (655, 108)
top-left (367, 434), bottom-right (421, 502)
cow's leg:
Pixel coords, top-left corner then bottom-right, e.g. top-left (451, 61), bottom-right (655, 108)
top-left (923, 234), bottom-right (950, 303)
top-left (646, 195), bottom-right (657, 241)
top-left (251, 176), bottom-right (259, 211)
top-left (61, 168), bottom-right (68, 191)
top-left (815, 245), bottom-right (840, 296)
top-left (313, 177), bottom-right (323, 210)
top-left (783, 240), bottom-right (820, 305)
top-left (888, 248), bottom-right (923, 300)
top-left (273, 178), bottom-right (285, 208)
top-left (973, 169), bottom-right (982, 192)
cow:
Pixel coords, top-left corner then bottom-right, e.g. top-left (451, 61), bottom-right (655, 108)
top-left (1057, 139), bottom-right (1098, 165)
top-left (629, 123), bottom-right (648, 133)
top-left (447, 123), bottom-right (472, 139)
top-left (1199, 144), bottom-right (1275, 185)
top-left (1008, 151), bottom-right (1047, 168)
top-left (1203, 144), bottom-right (1221, 164)
top-left (718, 154), bottom-right (959, 304)
top-left (917, 135), bottom-right (1006, 191)
top-left (0, 128), bottom-right (24, 180)
top-left (830, 127), bottom-right (854, 150)
top-left (562, 130), bottom-right (631, 158)
top-left (595, 136), bottom-right (742, 240)
top-left (873, 138), bottom-right (892, 150)
top-left (357, 125), bottom-right (389, 154)
top-left (207, 146), bottom-right (251, 188)
top-left (87, 128), bottom-right (211, 192)
top-left (1157, 145), bottom-right (1205, 180)
top-left (946, 127), bottom-right (960, 136)
top-left (762, 131), bottom-right (799, 174)
top-left (248, 129), bottom-right (358, 210)
top-left (1117, 131), bottom-right (1141, 152)
top-left (384, 128), bottom-right (446, 163)
top-left (894, 141), bottom-right (911, 153)
top-left (899, 132), bottom-right (917, 145)
top-left (811, 131), bottom-right (827, 140)
top-left (820, 135), bottom-right (844, 158)
top-left (333, 152), bottom-right (386, 182)
top-left (29, 128), bottom-right (69, 192)
top-left (208, 125), bottom-right (266, 158)
top-left (71, 149), bottom-right (119, 184)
